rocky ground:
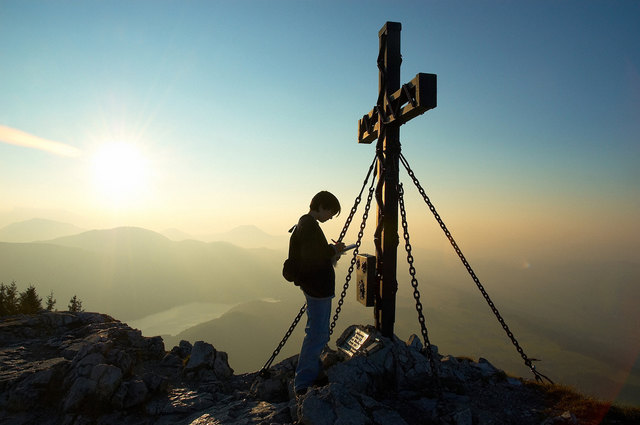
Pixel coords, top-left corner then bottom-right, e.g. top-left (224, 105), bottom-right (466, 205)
top-left (0, 311), bottom-right (637, 425)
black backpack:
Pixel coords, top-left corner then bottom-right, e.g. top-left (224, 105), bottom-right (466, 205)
top-left (282, 225), bottom-right (300, 284)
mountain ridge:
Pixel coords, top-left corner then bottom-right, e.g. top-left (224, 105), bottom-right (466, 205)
top-left (0, 218), bottom-right (85, 243)
top-left (0, 216), bottom-right (288, 251)
top-left (205, 224), bottom-right (288, 249)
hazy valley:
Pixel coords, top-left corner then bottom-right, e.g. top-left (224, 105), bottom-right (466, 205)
top-left (0, 220), bottom-right (290, 320)
top-left (0, 218), bottom-right (638, 407)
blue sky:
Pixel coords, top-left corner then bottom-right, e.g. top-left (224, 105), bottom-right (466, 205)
top-left (0, 0), bottom-right (638, 262)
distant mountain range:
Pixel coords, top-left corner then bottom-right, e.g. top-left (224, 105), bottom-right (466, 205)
top-left (0, 218), bottom-right (288, 250)
top-left (205, 225), bottom-right (288, 250)
top-left (0, 224), bottom-right (291, 321)
top-left (0, 218), bottom-right (85, 242)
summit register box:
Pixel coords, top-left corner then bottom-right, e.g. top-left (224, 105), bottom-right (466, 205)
top-left (355, 254), bottom-right (376, 307)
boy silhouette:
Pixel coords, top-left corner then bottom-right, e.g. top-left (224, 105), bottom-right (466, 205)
top-left (293, 191), bottom-right (345, 396)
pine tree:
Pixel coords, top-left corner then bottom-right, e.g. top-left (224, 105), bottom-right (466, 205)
top-left (45, 291), bottom-right (57, 311)
top-left (68, 295), bottom-right (83, 312)
top-left (18, 285), bottom-right (42, 314)
top-left (0, 284), bottom-right (6, 316)
top-left (0, 281), bottom-right (19, 316)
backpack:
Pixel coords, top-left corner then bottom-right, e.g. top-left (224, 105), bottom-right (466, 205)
top-left (282, 224), bottom-right (300, 284)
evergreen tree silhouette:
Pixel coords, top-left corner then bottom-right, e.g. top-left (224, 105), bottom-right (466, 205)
top-left (68, 295), bottom-right (84, 312)
top-left (18, 285), bottom-right (42, 314)
top-left (0, 281), bottom-right (19, 316)
top-left (46, 291), bottom-right (57, 311)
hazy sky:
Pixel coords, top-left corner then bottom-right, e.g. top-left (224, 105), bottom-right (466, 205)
top-left (1, 0), bottom-right (638, 263)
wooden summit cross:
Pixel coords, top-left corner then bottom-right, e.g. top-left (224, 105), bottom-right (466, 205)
top-left (357, 22), bottom-right (437, 338)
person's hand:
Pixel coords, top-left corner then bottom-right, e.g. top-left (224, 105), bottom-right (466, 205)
top-left (331, 241), bottom-right (345, 266)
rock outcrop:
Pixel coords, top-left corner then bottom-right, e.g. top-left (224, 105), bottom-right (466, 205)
top-left (0, 312), bottom-right (627, 425)
top-left (0, 312), bottom-right (236, 425)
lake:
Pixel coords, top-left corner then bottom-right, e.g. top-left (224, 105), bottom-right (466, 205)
top-left (128, 302), bottom-right (236, 337)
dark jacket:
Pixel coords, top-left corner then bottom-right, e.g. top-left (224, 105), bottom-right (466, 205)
top-left (293, 214), bottom-right (336, 298)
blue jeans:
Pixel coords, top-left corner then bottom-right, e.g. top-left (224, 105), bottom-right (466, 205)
top-left (294, 294), bottom-right (332, 392)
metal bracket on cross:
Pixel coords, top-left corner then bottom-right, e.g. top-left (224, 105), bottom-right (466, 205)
top-left (358, 73), bottom-right (437, 145)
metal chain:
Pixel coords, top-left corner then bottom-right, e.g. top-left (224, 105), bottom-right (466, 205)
top-left (398, 184), bottom-right (439, 382)
top-left (335, 155), bottom-right (377, 244)
top-left (258, 303), bottom-right (307, 378)
top-left (329, 162), bottom-right (378, 336)
top-left (399, 153), bottom-right (553, 384)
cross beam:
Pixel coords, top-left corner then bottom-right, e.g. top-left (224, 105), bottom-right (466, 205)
top-left (357, 22), bottom-right (437, 338)
top-left (358, 73), bottom-right (437, 145)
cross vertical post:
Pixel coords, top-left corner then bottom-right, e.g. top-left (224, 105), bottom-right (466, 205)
top-left (376, 22), bottom-right (401, 338)
top-left (357, 22), bottom-right (437, 338)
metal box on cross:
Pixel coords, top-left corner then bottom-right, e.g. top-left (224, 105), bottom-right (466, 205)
top-left (356, 254), bottom-right (376, 307)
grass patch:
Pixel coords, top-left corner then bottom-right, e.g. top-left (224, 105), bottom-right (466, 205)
top-left (527, 382), bottom-right (640, 425)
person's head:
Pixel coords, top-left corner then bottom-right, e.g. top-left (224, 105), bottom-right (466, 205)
top-left (309, 191), bottom-right (341, 222)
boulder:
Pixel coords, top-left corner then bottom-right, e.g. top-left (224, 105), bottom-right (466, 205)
top-left (90, 363), bottom-right (123, 400)
top-left (63, 376), bottom-right (97, 412)
top-left (185, 340), bottom-right (234, 380)
top-left (185, 341), bottom-right (215, 373)
top-left (171, 340), bottom-right (193, 359)
top-left (122, 378), bottom-right (149, 408)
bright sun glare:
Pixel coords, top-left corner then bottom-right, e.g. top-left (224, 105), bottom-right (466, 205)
top-left (91, 142), bottom-right (151, 205)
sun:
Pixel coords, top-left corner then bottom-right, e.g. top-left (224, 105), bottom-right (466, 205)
top-left (91, 142), bottom-right (151, 205)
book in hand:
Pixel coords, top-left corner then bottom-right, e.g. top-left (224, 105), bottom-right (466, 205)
top-left (332, 243), bottom-right (356, 266)
top-left (342, 243), bottom-right (357, 252)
